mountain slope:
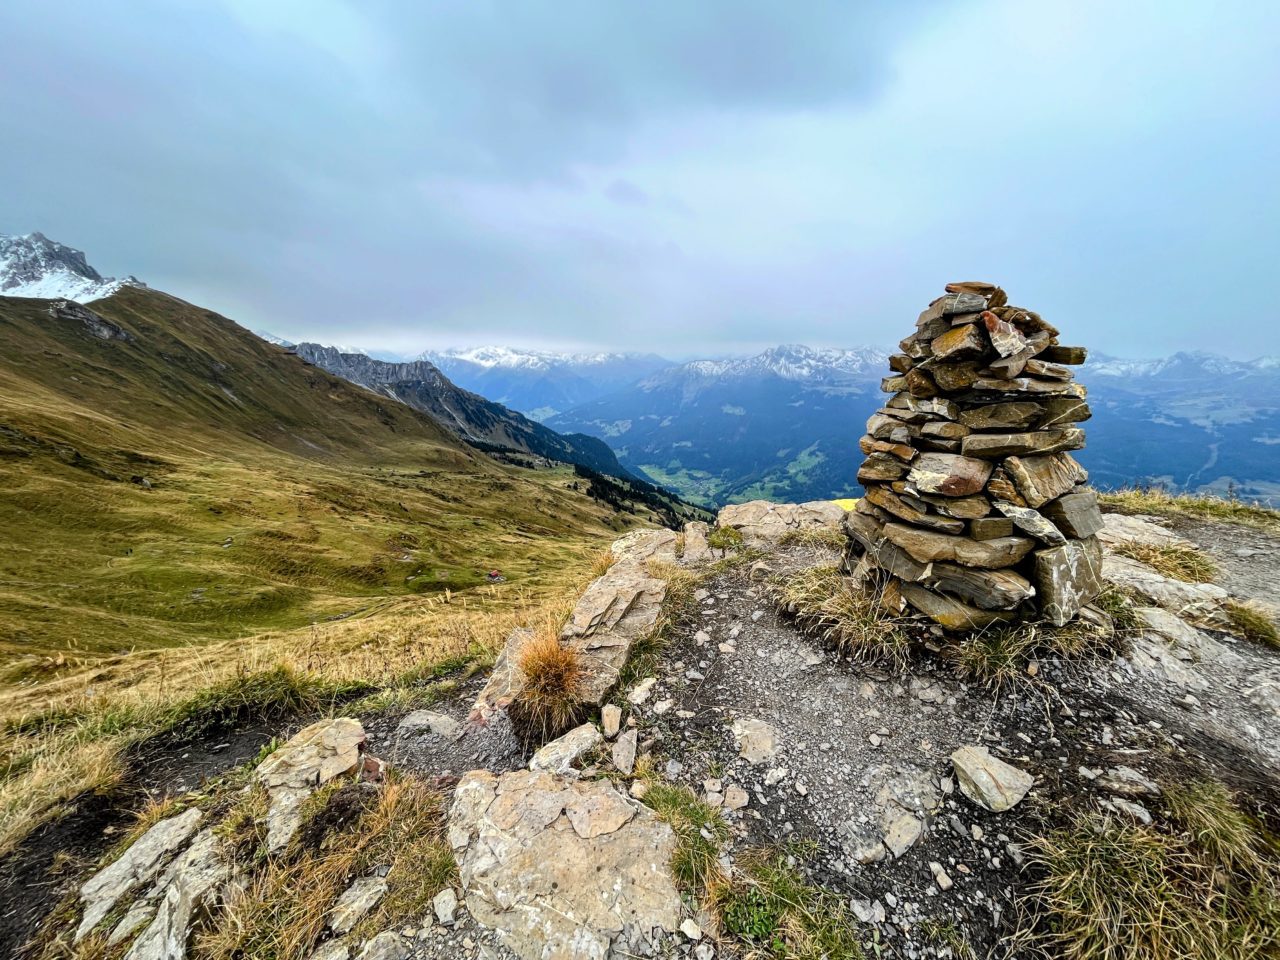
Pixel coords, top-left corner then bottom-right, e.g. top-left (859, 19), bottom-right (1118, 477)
top-left (0, 232), bottom-right (144, 301)
top-left (0, 287), bottom-right (677, 687)
top-left (548, 345), bottom-right (888, 506)
top-left (421, 346), bottom-right (673, 419)
top-left (290, 343), bottom-right (636, 480)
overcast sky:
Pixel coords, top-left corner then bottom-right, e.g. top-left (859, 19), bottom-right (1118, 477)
top-left (2, 1), bottom-right (1277, 359)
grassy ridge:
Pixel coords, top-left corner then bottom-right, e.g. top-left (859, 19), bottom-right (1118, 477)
top-left (0, 290), bottom-right (656, 691)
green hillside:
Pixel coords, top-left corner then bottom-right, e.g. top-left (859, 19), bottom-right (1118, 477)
top-left (0, 288), bottom-right (665, 694)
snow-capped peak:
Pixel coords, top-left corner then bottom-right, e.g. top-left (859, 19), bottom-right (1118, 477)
top-left (0, 232), bottom-right (144, 303)
top-left (678, 344), bottom-right (888, 381)
top-left (1087, 351), bottom-right (1280, 378)
top-left (419, 345), bottom-right (668, 371)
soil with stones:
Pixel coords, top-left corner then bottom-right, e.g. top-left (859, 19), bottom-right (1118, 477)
top-left (625, 540), bottom-right (1280, 959)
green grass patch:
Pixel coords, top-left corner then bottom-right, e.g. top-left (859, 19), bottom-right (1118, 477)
top-left (641, 782), bottom-right (730, 894)
top-left (712, 846), bottom-right (864, 960)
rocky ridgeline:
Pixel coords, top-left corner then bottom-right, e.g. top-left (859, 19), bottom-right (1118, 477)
top-left (848, 281), bottom-right (1104, 629)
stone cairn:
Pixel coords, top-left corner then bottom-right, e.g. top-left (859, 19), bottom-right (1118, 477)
top-left (846, 282), bottom-right (1105, 629)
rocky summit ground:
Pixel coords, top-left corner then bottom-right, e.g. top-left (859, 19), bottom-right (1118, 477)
top-left (7, 499), bottom-right (1279, 960)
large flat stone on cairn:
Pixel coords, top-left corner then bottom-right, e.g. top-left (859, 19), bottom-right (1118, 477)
top-left (448, 769), bottom-right (683, 960)
top-left (851, 282), bottom-right (1101, 629)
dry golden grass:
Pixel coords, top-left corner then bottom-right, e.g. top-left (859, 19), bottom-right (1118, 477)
top-left (1021, 783), bottom-right (1279, 960)
top-left (509, 621), bottom-right (585, 745)
top-left (1224, 600), bottom-right (1280, 649)
top-left (0, 566), bottom-right (600, 855)
top-left (197, 775), bottom-right (453, 960)
top-left (1100, 488), bottom-right (1280, 533)
top-left (771, 565), bottom-right (912, 667)
top-left (1110, 541), bottom-right (1218, 583)
top-left (590, 548), bottom-right (618, 578)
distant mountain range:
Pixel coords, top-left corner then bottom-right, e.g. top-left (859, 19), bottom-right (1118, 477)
top-left (419, 346), bottom-right (672, 420)
top-left (7, 231), bottom-right (1276, 507)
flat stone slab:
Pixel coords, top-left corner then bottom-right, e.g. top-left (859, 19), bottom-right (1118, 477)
top-left (1098, 514), bottom-right (1193, 548)
top-left (448, 769), bottom-right (683, 960)
top-left (950, 746), bottom-right (1034, 812)
top-left (716, 500), bottom-right (845, 544)
top-left (1102, 554), bottom-right (1227, 617)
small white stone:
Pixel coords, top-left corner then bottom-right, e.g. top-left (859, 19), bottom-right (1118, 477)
top-left (680, 918), bottom-right (703, 941)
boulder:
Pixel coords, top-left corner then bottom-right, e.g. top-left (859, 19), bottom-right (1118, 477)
top-left (448, 770), bottom-right (683, 960)
top-left (1033, 537), bottom-right (1104, 626)
top-left (931, 323), bottom-right (988, 361)
top-left (612, 729), bottom-right (638, 775)
top-left (609, 528), bottom-right (678, 565)
top-left (950, 746), bottom-right (1034, 812)
top-left (77, 808), bottom-right (203, 942)
top-left (716, 500), bottom-right (845, 544)
top-left (561, 564), bottom-right (668, 705)
top-left (528, 723), bottom-right (603, 777)
top-left (470, 627), bottom-right (537, 724)
top-left (1036, 396), bottom-right (1092, 427)
top-left (255, 718), bottom-right (366, 852)
top-left (679, 522), bottom-right (713, 564)
top-left (355, 932), bottom-right (407, 960)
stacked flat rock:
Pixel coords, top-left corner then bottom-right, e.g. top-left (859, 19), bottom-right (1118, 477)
top-left (846, 282), bottom-right (1104, 629)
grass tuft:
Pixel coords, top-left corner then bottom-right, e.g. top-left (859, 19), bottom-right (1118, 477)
top-left (771, 566), bottom-right (912, 668)
top-left (706, 525), bottom-right (745, 553)
top-left (590, 549), bottom-right (617, 579)
top-left (1021, 792), bottom-right (1279, 960)
top-left (1110, 541), bottom-right (1218, 583)
top-left (711, 846), bottom-right (865, 960)
top-left (1100, 488), bottom-right (1280, 533)
top-left (1223, 600), bottom-right (1279, 648)
top-left (641, 782), bottom-right (730, 894)
top-left (509, 628), bottom-right (584, 745)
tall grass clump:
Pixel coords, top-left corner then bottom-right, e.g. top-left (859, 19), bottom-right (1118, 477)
top-left (1110, 541), bottom-right (1218, 583)
top-left (509, 630), bottom-right (584, 745)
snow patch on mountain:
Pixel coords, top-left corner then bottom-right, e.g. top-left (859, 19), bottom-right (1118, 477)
top-left (419, 345), bottom-right (668, 371)
top-left (0, 232), bottom-right (144, 302)
top-left (660, 344), bottom-right (888, 383)
top-left (1088, 351), bottom-right (1280, 378)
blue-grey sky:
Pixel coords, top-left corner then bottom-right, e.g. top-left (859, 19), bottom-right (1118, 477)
top-left (2, 1), bottom-right (1277, 358)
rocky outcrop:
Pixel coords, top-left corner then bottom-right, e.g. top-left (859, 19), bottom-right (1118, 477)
top-left (123, 829), bottom-right (229, 960)
top-left (255, 718), bottom-right (367, 851)
top-left (76, 807), bottom-right (203, 942)
top-left (717, 499), bottom-right (846, 545)
top-left (447, 769), bottom-right (683, 960)
top-left (471, 530), bottom-right (674, 722)
top-left (850, 283), bottom-right (1103, 628)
